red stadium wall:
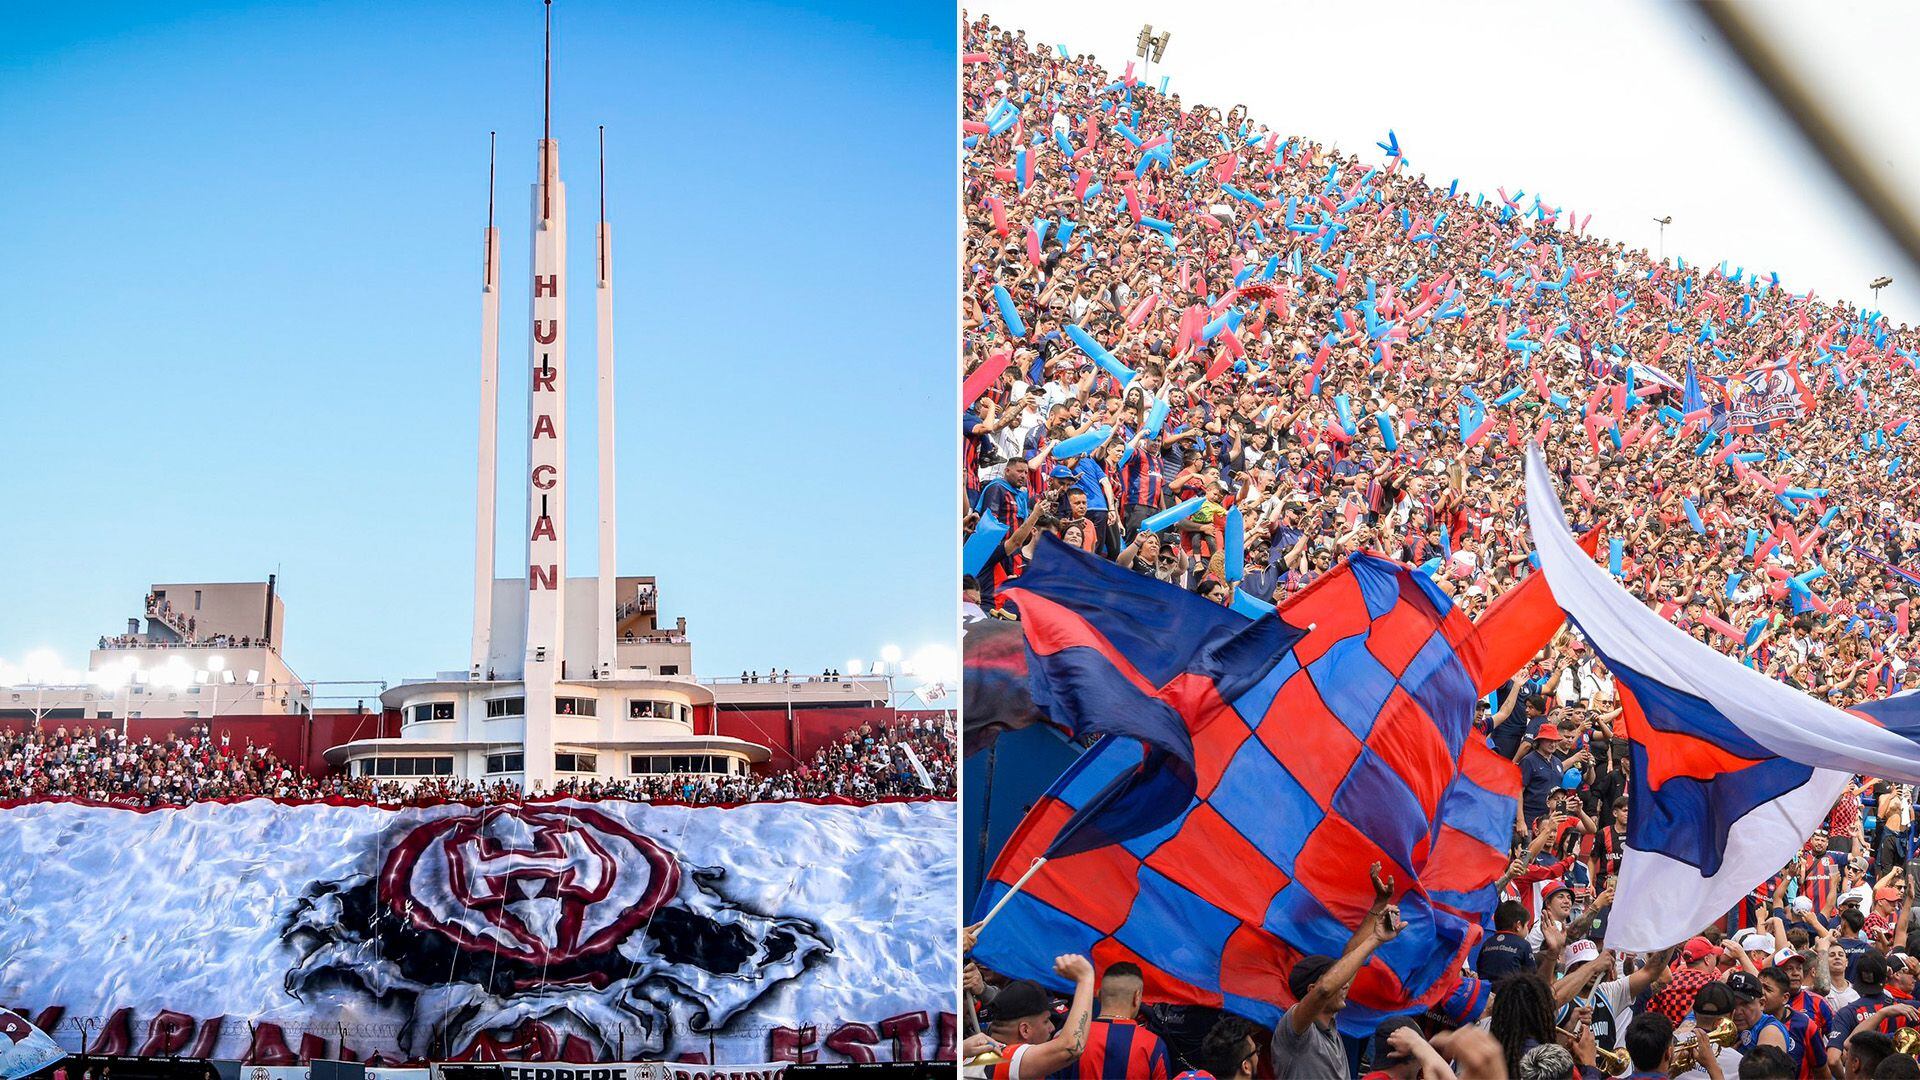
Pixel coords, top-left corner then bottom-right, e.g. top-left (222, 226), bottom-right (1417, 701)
top-left (715, 705), bottom-right (931, 770)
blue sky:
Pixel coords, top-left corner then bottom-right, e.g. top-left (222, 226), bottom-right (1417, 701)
top-left (0, 1), bottom-right (956, 691)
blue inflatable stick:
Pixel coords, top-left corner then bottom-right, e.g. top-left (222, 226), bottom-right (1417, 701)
top-left (1224, 506), bottom-right (1245, 583)
top-left (1139, 496), bottom-right (1206, 534)
top-left (1064, 323), bottom-right (1135, 382)
top-left (992, 284), bottom-right (1027, 338)
top-left (1049, 425), bottom-right (1112, 459)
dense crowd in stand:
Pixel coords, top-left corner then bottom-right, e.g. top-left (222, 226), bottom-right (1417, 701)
top-left (0, 715), bottom-right (955, 807)
top-left (962, 12), bottom-right (1920, 1079)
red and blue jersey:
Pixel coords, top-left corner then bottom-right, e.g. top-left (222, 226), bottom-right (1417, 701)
top-left (1120, 449), bottom-right (1165, 509)
top-left (1053, 1017), bottom-right (1171, 1080)
top-left (1789, 987), bottom-right (1834, 1039)
top-left (1784, 1008), bottom-right (1825, 1080)
top-left (1801, 853), bottom-right (1839, 914)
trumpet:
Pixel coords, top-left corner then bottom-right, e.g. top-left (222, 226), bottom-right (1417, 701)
top-left (1592, 1045), bottom-right (1631, 1075)
top-left (1673, 1018), bottom-right (1739, 1052)
top-left (1895, 1026), bottom-right (1920, 1056)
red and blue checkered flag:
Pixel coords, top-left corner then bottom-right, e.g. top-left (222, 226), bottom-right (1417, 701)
top-left (997, 535), bottom-right (1312, 856)
top-left (972, 540), bottom-right (1521, 1035)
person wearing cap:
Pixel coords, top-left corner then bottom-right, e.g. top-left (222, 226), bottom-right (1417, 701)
top-left (1554, 940), bottom-right (1670, 1055)
top-left (1887, 948), bottom-right (1920, 1001)
top-left (1830, 949), bottom-right (1919, 1075)
top-left (1738, 931), bottom-right (1779, 971)
top-left (979, 954), bottom-right (1096, 1080)
top-left (1803, 830), bottom-right (1843, 918)
top-left (1520, 722), bottom-right (1572, 828)
top-left (1275, 864), bottom-right (1404, 1080)
top-left (1770, 938), bottom-right (1840, 1038)
top-left (1648, 938), bottom-right (1722, 1026)
top-left (1527, 880), bottom-right (1577, 952)
top-left (1358, 1016), bottom-right (1456, 1080)
top-left (1673, 980), bottom-right (1740, 1080)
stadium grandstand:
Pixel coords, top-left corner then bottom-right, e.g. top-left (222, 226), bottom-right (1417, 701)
top-left (962, 10), bottom-right (1920, 1079)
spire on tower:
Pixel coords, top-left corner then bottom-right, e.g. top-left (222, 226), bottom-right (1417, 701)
top-left (485, 131), bottom-right (497, 288)
top-left (598, 124), bottom-right (607, 282)
top-left (541, 0), bottom-right (553, 223)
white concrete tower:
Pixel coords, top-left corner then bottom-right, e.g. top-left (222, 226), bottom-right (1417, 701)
top-left (523, 0), bottom-right (567, 788)
top-left (594, 126), bottom-right (617, 680)
top-left (472, 133), bottom-right (501, 681)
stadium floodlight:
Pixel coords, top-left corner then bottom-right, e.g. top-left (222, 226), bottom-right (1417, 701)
top-left (1872, 275), bottom-right (1894, 307)
top-left (194, 670), bottom-right (210, 685)
top-left (846, 659), bottom-right (863, 678)
top-left (1151, 30), bottom-right (1170, 63)
top-left (1654, 216), bottom-right (1673, 261)
top-left (1135, 24), bottom-right (1154, 57)
top-left (21, 649), bottom-right (62, 685)
top-left (221, 671), bottom-right (236, 684)
top-left (911, 644), bottom-right (959, 686)
top-left (871, 661), bottom-right (888, 676)
top-left (207, 655), bottom-right (227, 672)
top-left (880, 644), bottom-right (903, 664)
top-left (245, 670), bottom-right (261, 685)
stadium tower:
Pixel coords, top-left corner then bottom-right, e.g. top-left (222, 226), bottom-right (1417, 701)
top-left (330, 3), bottom-right (887, 791)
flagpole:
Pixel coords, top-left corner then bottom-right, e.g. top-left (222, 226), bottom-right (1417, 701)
top-left (977, 856), bottom-right (1049, 931)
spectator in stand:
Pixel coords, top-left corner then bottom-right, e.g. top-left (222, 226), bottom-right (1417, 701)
top-left (959, 12), bottom-right (1920, 1077)
top-left (1069, 962), bottom-right (1172, 1079)
top-left (0, 713), bottom-right (955, 806)
top-left (975, 955), bottom-right (1096, 1080)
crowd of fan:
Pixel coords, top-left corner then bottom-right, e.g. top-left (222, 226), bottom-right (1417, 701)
top-left (963, 12), bottom-right (1920, 1079)
top-left (0, 715), bottom-right (955, 807)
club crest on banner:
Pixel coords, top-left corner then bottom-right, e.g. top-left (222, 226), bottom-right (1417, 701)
top-left (382, 805), bottom-right (680, 967)
top-left (282, 803), bottom-right (832, 1060)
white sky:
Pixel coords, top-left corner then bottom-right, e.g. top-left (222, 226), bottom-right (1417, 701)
top-left (977, 0), bottom-right (1920, 323)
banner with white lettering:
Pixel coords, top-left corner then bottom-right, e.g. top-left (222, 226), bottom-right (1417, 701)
top-left (0, 798), bottom-right (955, 1065)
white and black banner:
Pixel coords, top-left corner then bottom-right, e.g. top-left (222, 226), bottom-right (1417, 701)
top-left (0, 798), bottom-right (956, 1065)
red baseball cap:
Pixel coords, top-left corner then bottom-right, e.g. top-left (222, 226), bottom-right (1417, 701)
top-left (1681, 937), bottom-right (1715, 962)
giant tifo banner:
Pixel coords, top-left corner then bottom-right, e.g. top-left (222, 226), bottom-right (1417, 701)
top-left (0, 797), bottom-right (956, 1065)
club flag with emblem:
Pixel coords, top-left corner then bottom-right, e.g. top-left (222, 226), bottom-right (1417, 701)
top-left (0, 1008), bottom-right (63, 1080)
top-left (1523, 447), bottom-right (1920, 950)
top-left (972, 539), bottom-right (1521, 1035)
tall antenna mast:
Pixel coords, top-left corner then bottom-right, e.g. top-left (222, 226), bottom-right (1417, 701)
top-left (593, 123), bottom-right (616, 680)
top-left (598, 124), bottom-right (607, 277)
top-left (472, 130), bottom-right (504, 680)
top-left (541, 0), bottom-right (553, 222)
top-left (485, 131), bottom-right (496, 286)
